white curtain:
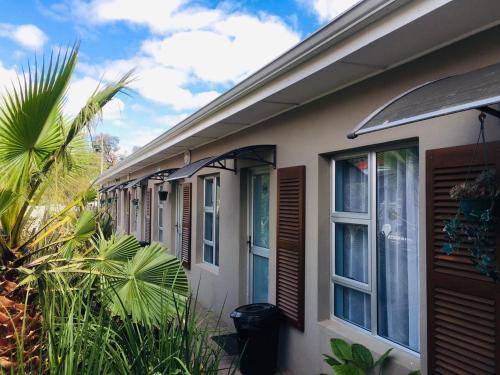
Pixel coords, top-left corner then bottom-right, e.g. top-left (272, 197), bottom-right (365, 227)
top-left (377, 148), bottom-right (419, 351)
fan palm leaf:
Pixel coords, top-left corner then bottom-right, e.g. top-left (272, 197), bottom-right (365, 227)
top-left (0, 44), bottom-right (133, 260)
top-left (107, 242), bottom-right (189, 325)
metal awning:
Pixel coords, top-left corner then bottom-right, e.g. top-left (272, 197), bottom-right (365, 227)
top-left (100, 183), bottom-right (121, 193)
top-left (122, 168), bottom-right (179, 189)
top-left (348, 62), bottom-right (500, 139)
top-left (167, 145), bottom-right (276, 182)
top-left (148, 168), bottom-right (179, 181)
top-left (124, 175), bottom-right (149, 189)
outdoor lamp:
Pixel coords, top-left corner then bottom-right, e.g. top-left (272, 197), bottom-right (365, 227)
top-left (158, 190), bottom-right (168, 201)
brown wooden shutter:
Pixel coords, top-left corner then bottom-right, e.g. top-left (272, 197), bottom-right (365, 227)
top-left (276, 166), bottom-right (306, 331)
top-left (426, 141), bottom-right (500, 374)
top-left (144, 188), bottom-right (152, 243)
top-left (181, 183), bottom-right (192, 269)
top-left (126, 191), bottom-right (131, 235)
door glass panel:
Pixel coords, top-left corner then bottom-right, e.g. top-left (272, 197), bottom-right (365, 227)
top-left (252, 254), bottom-right (269, 303)
top-left (204, 212), bottom-right (213, 241)
top-left (376, 147), bottom-right (419, 351)
top-left (335, 157), bottom-right (368, 213)
top-left (158, 206), bottom-right (163, 227)
top-left (205, 178), bottom-right (213, 207)
top-left (252, 173), bottom-right (269, 248)
top-left (335, 223), bottom-right (368, 283)
top-left (204, 243), bottom-right (214, 263)
top-left (215, 177), bottom-right (220, 266)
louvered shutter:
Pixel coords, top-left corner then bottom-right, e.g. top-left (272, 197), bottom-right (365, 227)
top-left (144, 188), bottom-right (152, 243)
top-left (426, 141), bottom-right (500, 374)
top-left (181, 183), bottom-right (192, 269)
top-left (126, 191), bottom-right (131, 235)
top-left (276, 166), bottom-right (306, 331)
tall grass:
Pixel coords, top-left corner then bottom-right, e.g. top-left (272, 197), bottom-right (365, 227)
top-left (3, 273), bottom-right (232, 375)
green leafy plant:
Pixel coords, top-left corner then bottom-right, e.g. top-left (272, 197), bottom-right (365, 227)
top-left (443, 170), bottom-right (499, 280)
top-left (321, 338), bottom-right (421, 375)
top-left (322, 338), bottom-right (392, 375)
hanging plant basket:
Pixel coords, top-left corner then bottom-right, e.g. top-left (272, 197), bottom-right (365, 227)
top-left (131, 198), bottom-right (139, 207)
top-left (443, 169), bottom-right (499, 281)
top-left (459, 198), bottom-right (495, 221)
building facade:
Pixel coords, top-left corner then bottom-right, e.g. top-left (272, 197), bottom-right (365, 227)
top-left (98, 1), bottom-right (500, 374)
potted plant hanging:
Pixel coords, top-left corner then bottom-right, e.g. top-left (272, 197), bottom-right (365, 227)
top-left (443, 169), bottom-right (499, 280)
top-left (449, 169), bottom-right (499, 221)
top-left (131, 198), bottom-right (139, 207)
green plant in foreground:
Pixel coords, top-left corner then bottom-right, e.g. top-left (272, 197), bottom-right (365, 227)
top-left (321, 338), bottom-right (421, 375)
top-left (322, 338), bottom-right (391, 375)
top-left (3, 272), bottom-right (231, 375)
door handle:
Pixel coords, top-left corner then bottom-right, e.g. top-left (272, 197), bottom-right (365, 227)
top-left (247, 235), bottom-right (252, 253)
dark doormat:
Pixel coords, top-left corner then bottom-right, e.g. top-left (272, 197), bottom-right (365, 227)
top-left (211, 333), bottom-right (241, 356)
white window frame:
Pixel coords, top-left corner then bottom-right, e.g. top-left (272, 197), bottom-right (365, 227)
top-left (330, 149), bottom-right (419, 354)
top-left (203, 175), bottom-right (220, 267)
top-left (158, 185), bottom-right (165, 243)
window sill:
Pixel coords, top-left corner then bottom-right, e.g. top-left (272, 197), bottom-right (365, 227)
top-left (196, 262), bottom-right (220, 275)
top-left (317, 319), bottom-right (421, 372)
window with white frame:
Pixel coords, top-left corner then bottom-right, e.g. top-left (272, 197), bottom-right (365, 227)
top-left (331, 146), bottom-right (420, 352)
top-left (203, 176), bottom-right (220, 266)
top-left (158, 185), bottom-right (165, 243)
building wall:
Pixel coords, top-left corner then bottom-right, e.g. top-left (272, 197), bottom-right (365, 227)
top-left (109, 26), bottom-right (500, 375)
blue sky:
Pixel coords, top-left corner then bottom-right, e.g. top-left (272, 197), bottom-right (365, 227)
top-left (0, 0), bottom-right (357, 154)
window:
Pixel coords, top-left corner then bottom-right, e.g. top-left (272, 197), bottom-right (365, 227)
top-left (203, 176), bottom-right (220, 266)
top-left (331, 147), bottom-right (419, 352)
top-left (158, 186), bottom-right (164, 243)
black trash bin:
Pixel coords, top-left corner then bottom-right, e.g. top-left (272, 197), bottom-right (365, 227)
top-left (230, 303), bottom-right (281, 375)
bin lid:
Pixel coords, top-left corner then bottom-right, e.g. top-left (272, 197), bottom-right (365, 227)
top-left (230, 303), bottom-right (280, 320)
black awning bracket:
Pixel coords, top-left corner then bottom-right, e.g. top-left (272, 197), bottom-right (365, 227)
top-left (477, 106), bottom-right (500, 120)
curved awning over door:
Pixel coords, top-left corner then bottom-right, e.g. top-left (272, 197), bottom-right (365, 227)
top-left (348, 62), bottom-right (500, 139)
top-left (167, 145), bottom-right (276, 182)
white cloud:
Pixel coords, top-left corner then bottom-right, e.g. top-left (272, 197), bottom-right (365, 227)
top-left (156, 113), bottom-right (189, 127)
top-left (118, 126), bottom-right (165, 155)
top-left (73, 1), bottom-right (299, 111)
top-left (76, 0), bottom-right (222, 34)
top-left (298, 0), bottom-right (359, 22)
top-left (0, 23), bottom-right (48, 50)
top-left (0, 61), bottom-right (19, 96)
top-left (141, 14), bottom-right (299, 84)
top-left (65, 76), bottom-right (125, 121)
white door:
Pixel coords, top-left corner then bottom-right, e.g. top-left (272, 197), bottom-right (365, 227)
top-left (158, 186), bottom-right (165, 243)
top-left (175, 183), bottom-right (183, 259)
top-left (249, 170), bottom-right (270, 303)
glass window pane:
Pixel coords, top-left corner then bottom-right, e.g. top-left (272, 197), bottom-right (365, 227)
top-left (204, 212), bottom-right (213, 241)
top-left (158, 206), bottom-right (163, 227)
top-left (252, 173), bottom-right (270, 249)
top-left (158, 229), bottom-right (164, 243)
top-left (252, 255), bottom-right (269, 303)
top-left (204, 243), bottom-right (214, 264)
top-left (215, 177), bottom-right (220, 266)
top-left (335, 157), bottom-right (368, 213)
top-left (376, 147), bottom-right (419, 351)
top-left (335, 223), bottom-right (368, 283)
top-left (205, 178), bottom-right (213, 207)
top-left (334, 284), bottom-right (371, 330)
